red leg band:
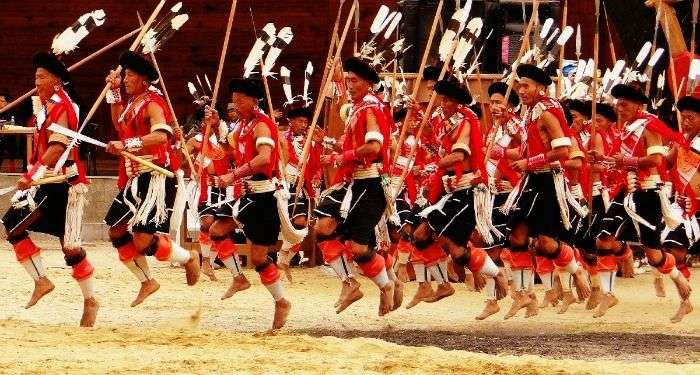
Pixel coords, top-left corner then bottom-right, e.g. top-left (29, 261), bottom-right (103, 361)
top-left (678, 263), bottom-right (691, 280)
top-left (397, 239), bottom-right (412, 254)
top-left (290, 243), bottom-right (302, 254)
top-left (198, 232), bottom-right (212, 245)
top-left (597, 255), bottom-right (617, 272)
top-left (71, 258), bottom-right (94, 281)
top-left (616, 245), bottom-right (632, 262)
top-left (13, 237), bottom-right (40, 262)
top-left (358, 254), bottom-right (385, 278)
top-left (657, 253), bottom-right (677, 275)
top-left (118, 242), bottom-right (140, 262)
top-left (468, 247), bottom-right (488, 273)
top-left (536, 256), bottom-right (555, 274)
top-left (213, 237), bottom-right (238, 260)
top-left (554, 243), bottom-right (575, 268)
top-left (319, 239), bottom-right (346, 263)
top-left (385, 253), bottom-right (395, 271)
top-left (154, 235), bottom-right (173, 262)
top-left (510, 251), bottom-right (533, 269)
top-left (259, 263), bottom-right (280, 285)
top-left (422, 242), bottom-right (447, 264)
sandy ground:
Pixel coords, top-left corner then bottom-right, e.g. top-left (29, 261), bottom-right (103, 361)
top-left (1, 240), bottom-right (700, 374)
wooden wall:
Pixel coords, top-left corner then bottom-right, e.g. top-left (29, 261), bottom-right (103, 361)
top-left (0, 0), bottom-right (384, 142)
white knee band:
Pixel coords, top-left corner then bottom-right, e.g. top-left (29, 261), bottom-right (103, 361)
top-left (485, 277), bottom-right (496, 301)
top-left (539, 272), bottom-right (554, 291)
top-left (429, 264), bottom-right (446, 284)
top-left (479, 257), bottom-right (500, 277)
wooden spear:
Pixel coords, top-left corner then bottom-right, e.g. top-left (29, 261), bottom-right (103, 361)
top-left (556, 0), bottom-right (568, 97)
top-left (664, 13), bottom-right (684, 133)
top-left (292, 0), bottom-right (358, 199)
top-left (587, 0), bottom-right (601, 227)
top-left (391, 0), bottom-right (444, 168)
top-left (137, 13), bottom-right (196, 177)
top-left (0, 27), bottom-right (142, 115)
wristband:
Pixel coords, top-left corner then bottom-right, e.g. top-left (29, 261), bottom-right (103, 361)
top-left (124, 137), bottom-right (143, 151)
top-left (232, 161), bottom-right (253, 181)
top-left (621, 156), bottom-right (639, 168)
top-left (106, 88), bottom-right (122, 104)
top-left (526, 153), bottom-right (547, 171)
top-left (491, 144), bottom-right (505, 159)
top-left (24, 163), bottom-right (47, 182)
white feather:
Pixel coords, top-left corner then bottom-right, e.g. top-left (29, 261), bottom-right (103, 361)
top-left (462, 0), bottom-right (473, 17)
top-left (171, 2), bottom-right (183, 12)
top-left (438, 8), bottom-right (470, 62)
top-left (280, 66), bottom-right (294, 104)
top-left (611, 60), bottom-right (626, 78)
top-left (545, 28), bottom-right (560, 47)
top-left (647, 48), bottom-right (665, 68)
top-left (689, 58), bottom-right (700, 79)
top-left (244, 23), bottom-right (276, 77)
top-left (263, 26), bottom-right (293, 76)
top-left (204, 74), bottom-right (212, 93)
top-left (635, 41), bottom-right (652, 65)
top-left (574, 59), bottom-right (586, 83)
top-left (452, 38), bottom-right (470, 70)
top-left (171, 14), bottom-right (189, 30)
top-left (383, 12), bottom-right (402, 39)
top-left (557, 26), bottom-right (574, 47)
top-left (303, 62), bottom-right (313, 105)
top-left (575, 24), bottom-right (581, 55)
top-left (187, 82), bottom-right (197, 97)
top-left (370, 5), bottom-right (391, 34)
top-left (465, 17), bottom-right (483, 38)
top-left (540, 18), bottom-right (554, 40)
top-left (51, 9), bottom-right (106, 55)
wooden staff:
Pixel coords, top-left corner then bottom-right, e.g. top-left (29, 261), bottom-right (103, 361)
top-left (664, 13), bottom-right (684, 133)
top-left (556, 0), bottom-right (568, 97)
top-left (292, 0), bottom-right (358, 201)
top-left (137, 13), bottom-right (196, 178)
top-left (602, 0), bottom-right (617, 63)
top-left (391, 0), bottom-right (444, 168)
top-left (201, 0), bottom-right (239, 168)
top-left (646, 3), bottom-right (662, 97)
top-left (587, 0), bottom-right (601, 227)
top-left (318, 0), bottom-right (347, 104)
top-left (484, 0), bottom-right (540, 159)
top-left (0, 27), bottom-right (142, 115)
top-left (392, 39), bottom-right (461, 198)
top-left (693, 0), bottom-right (699, 55)
top-left (475, 64), bottom-right (489, 135)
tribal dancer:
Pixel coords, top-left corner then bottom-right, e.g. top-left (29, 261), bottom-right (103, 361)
top-left (591, 83), bottom-right (691, 320)
top-left (315, 57), bottom-right (396, 316)
top-left (205, 77), bottom-right (292, 329)
top-left (2, 52), bottom-right (98, 326)
top-left (104, 51), bottom-right (200, 307)
top-left (480, 81), bottom-right (523, 320)
top-left (660, 94), bottom-right (698, 322)
top-left (411, 77), bottom-right (507, 312)
top-left (502, 64), bottom-right (591, 319)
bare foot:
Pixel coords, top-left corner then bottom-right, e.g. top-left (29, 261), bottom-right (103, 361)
top-left (504, 292), bottom-right (532, 319)
top-left (475, 300), bottom-right (500, 320)
top-left (428, 283), bottom-right (455, 302)
top-left (392, 280), bottom-right (404, 311)
top-left (80, 297), bottom-right (99, 327)
top-left (221, 274), bottom-right (251, 300)
top-left (654, 276), bottom-right (666, 297)
top-left (272, 298), bottom-right (292, 330)
top-left (131, 279), bottom-right (160, 307)
top-left (184, 250), bottom-right (201, 286)
top-left (525, 293), bottom-right (539, 318)
top-left (25, 277), bottom-right (55, 309)
top-left (672, 275), bottom-right (692, 300)
top-left (495, 273), bottom-right (509, 300)
top-left (557, 291), bottom-right (577, 314)
top-left (378, 280), bottom-right (395, 316)
top-left (586, 287), bottom-right (602, 310)
top-left (202, 258), bottom-right (218, 281)
top-left (336, 278), bottom-right (363, 314)
top-left (573, 268), bottom-right (591, 299)
top-left (593, 293), bottom-right (618, 318)
top-left (464, 273), bottom-right (476, 291)
top-left (670, 299), bottom-right (693, 323)
top-left (539, 289), bottom-right (559, 309)
top-left (406, 282), bottom-right (435, 309)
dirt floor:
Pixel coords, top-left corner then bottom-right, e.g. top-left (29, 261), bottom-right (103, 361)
top-left (1, 240), bottom-right (699, 374)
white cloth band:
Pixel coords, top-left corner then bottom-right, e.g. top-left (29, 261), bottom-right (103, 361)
top-left (256, 136), bottom-right (275, 148)
top-left (550, 137), bottom-right (572, 148)
top-left (365, 131), bottom-right (384, 144)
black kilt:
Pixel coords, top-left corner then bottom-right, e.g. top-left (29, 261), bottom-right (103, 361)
top-left (198, 186), bottom-right (228, 218)
top-left (215, 190), bottom-right (281, 247)
top-left (2, 182), bottom-right (69, 238)
top-left (663, 212), bottom-right (700, 255)
top-left (490, 191), bottom-right (511, 248)
top-left (507, 171), bottom-right (567, 240)
top-left (422, 187), bottom-right (476, 247)
top-left (104, 173), bottom-right (178, 234)
top-left (597, 189), bottom-right (663, 248)
top-left (288, 184), bottom-right (310, 221)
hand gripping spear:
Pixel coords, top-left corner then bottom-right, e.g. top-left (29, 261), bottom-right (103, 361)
top-left (291, 0), bottom-right (359, 206)
top-left (53, 0), bottom-right (167, 174)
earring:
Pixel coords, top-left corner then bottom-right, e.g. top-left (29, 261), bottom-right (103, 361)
top-left (54, 85), bottom-right (60, 92)
top-left (538, 90), bottom-right (545, 96)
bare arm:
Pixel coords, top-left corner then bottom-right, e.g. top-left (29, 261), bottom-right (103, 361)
top-left (438, 120), bottom-right (470, 169)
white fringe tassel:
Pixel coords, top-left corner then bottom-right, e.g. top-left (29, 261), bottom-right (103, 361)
top-left (130, 173), bottom-right (168, 229)
top-left (64, 183), bottom-right (88, 249)
top-left (658, 189), bottom-right (682, 230)
top-left (553, 170), bottom-right (572, 230)
top-left (170, 170), bottom-right (187, 241)
top-left (473, 184), bottom-right (502, 245)
top-left (274, 181), bottom-right (308, 244)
